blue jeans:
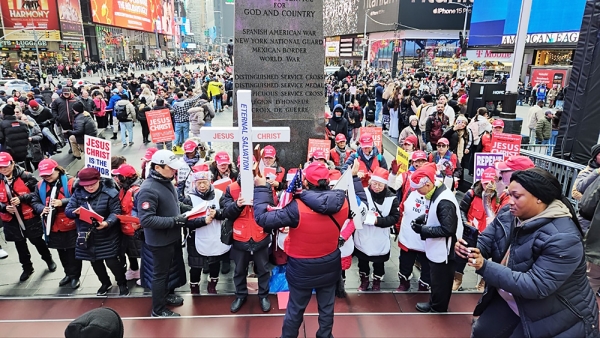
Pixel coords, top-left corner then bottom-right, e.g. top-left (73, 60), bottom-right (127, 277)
top-left (375, 101), bottom-right (383, 122)
top-left (213, 96), bottom-right (222, 111)
top-left (174, 122), bottom-right (189, 146)
top-left (120, 121), bottom-right (133, 145)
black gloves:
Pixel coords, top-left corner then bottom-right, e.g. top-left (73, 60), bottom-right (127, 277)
top-left (411, 214), bottom-right (427, 234)
top-left (173, 215), bottom-right (188, 227)
top-left (337, 237), bottom-right (346, 248)
top-left (179, 202), bottom-right (193, 213)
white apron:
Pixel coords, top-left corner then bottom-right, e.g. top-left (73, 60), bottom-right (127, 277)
top-left (354, 188), bottom-right (394, 257)
top-left (190, 190), bottom-right (231, 257)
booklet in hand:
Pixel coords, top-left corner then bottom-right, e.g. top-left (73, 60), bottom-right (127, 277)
top-left (213, 177), bottom-right (233, 192)
top-left (183, 204), bottom-right (209, 220)
top-left (79, 207), bottom-right (104, 225)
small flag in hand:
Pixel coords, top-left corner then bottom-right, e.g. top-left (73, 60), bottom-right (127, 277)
top-left (267, 169), bottom-right (302, 211)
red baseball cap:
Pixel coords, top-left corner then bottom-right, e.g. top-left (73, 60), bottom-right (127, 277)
top-left (304, 162), bottom-right (329, 186)
top-left (495, 155), bottom-right (535, 172)
top-left (215, 151), bottom-right (231, 165)
top-left (335, 133), bottom-right (346, 143)
top-left (312, 149), bottom-right (327, 160)
top-left (492, 119), bottom-right (505, 128)
top-left (38, 159), bottom-right (58, 176)
top-left (0, 152), bottom-right (13, 167)
top-left (142, 147), bottom-right (158, 161)
top-left (481, 167), bottom-right (496, 184)
top-left (263, 145), bottom-right (276, 158)
top-left (111, 164), bottom-right (137, 177)
top-left (325, 111), bottom-right (333, 119)
top-left (359, 133), bottom-right (374, 148)
top-left (411, 150), bottom-right (427, 161)
top-left (183, 140), bottom-right (198, 153)
top-left (437, 138), bottom-right (450, 145)
top-left (404, 135), bottom-right (418, 146)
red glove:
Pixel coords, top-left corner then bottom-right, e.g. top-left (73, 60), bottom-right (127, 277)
top-left (391, 159), bottom-right (400, 174)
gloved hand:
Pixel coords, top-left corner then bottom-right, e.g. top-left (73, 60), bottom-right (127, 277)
top-left (173, 214), bottom-right (188, 227)
top-left (337, 237), bottom-right (346, 248)
top-left (411, 220), bottom-right (423, 234)
top-left (390, 159), bottom-right (399, 174)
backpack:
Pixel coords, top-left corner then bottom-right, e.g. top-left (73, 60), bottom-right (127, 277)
top-left (115, 104), bottom-right (129, 122)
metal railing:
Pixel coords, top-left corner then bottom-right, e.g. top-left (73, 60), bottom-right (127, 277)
top-left (520, 149), bottom-right (585, 208)
top-left (520, 143), bottom-right (556, 156)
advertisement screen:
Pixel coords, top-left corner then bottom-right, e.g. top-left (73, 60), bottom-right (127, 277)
top-left (324, 0), bottom-right (399, 36)
top-left (469, 0), bottom-right (586, 47)
top-left (57, 0), bottom-right (84, 42)
top-left (530, 68), bottom-right (569, 87)
top-left (398, 0), bottom-right (472, 31)
top-left (0, 0), bottom-right (61, 41)
top-left (91, 0), bottom-right (175, 34)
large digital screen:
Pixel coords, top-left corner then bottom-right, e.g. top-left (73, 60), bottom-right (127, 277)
top-left (90, 0), bottom-right (175, 34)
top-left (0, 0), bottom-right (61, 41)
top-left (324, 0), bottom-right (400, 37)
top-left (57, 0), bottom-right (84, 42)
top-left (469, 0), bottom-right (586, 47)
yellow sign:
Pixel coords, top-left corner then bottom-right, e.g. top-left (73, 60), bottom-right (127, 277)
top-left (3, 30), bottom-right (61, 42)
top-left (396, 147), bottom-right (410, 174)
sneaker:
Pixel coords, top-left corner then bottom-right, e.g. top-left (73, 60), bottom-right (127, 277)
top-left (166, 294), bottom-right (184, 306)
top-left (136, 279), bottom-right (141, 286)
top-left (0, 248), bottom-right (8, 259)
top-left (151, 309), bottom-right (181, 317)
top-left (122, 144), bottom-right (127, 148)
top-left (129, 142), bottom-right (134, 147)
top-left (125, 269), bottom-right (140, 281)
top-left (96, 284), bottom-right (112, 296)
top-left (119, 284), bottom-right (130, 296)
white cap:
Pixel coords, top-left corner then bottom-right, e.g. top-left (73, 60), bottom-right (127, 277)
top-left (151, 150), bottom-right (185, 170)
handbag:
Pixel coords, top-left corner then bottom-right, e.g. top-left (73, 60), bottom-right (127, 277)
top-left (220, 218), bottom-right (233, 245)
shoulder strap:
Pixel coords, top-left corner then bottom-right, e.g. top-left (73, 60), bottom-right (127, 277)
top-left (61, 174), bottom-right (70, 198)
top-left (39, 181), bottom-right (47, 204)
top-left (327, 214), bottom-right (341, 231)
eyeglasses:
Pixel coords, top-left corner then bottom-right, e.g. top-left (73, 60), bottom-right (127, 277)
top-left (437, 144), bottom-right (448, 148)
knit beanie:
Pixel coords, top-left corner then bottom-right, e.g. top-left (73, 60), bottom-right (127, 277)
top-left (64, 308), bottom-right (124, 338)
top-left (73, 101), bottom-right (84, 114)
top-left (2, 104), bottom-right (15, 116)
top-left (510, 167), bottom-right (561, 205)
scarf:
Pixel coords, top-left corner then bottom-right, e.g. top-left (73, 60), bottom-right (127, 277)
top-left (456, 129), bottom-right (466, 162)
top-left (335, 146), bottom-right (349, 164)
top-left (184, 152), bottom-right (200, 167)
top-left (193, 185), bottom-right (215, 201)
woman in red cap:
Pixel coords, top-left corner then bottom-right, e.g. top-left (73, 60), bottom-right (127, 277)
top-left (428, 137), bottom-right (459, 190)
top-left (329, 133), bottom-right (354, 170)
top-left (260, 145), bottom-right (286, 191)
top-left (31, 159), bottom-right (80, 288)
top-left (209, 151), bottom-right (238, 184)
top-left (354, 167), bottom-right (400, 291)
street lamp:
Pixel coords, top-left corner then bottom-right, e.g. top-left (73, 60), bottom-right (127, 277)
top-left (443, 2), bottom-right (471, 78)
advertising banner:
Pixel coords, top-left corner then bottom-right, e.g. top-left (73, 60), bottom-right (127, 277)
top-left (84, 135), bottom-right (111, 178)
top-left (57, 0), bottom-right (84, 42)
top-left (491, 133), bottom-right (522, 157)
top-left (398, 0), bottom-right (472, 31)
top-left (324, 0), bottom-right (400, 36)
top-left (473, 153), bottom-right (504, 181)
top-left (469, 0), bottom-right (586, 47)
top-left (325, 41), bottom-right (340, 57)
top-left (91, 0), bottom-right (175, 34)
top-left (146, 109), bottom-right (175, 143)
top-left (360, 127), bottom-right (383, 153)
top-left (0, 0), bottom-right (61, 41)
top-left (530, 68), bottom-right (569, 88)
top-left (307, 139), bottom-right (332, 161)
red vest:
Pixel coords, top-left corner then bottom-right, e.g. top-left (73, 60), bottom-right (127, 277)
top-left (229, 183), bottom-right (268, 243)
top-left (329, 148), bottom-right (353, 167)
top-left (358, 155), bottom-right (380, 187)
top-left (37, 178), bottom-right (76, 232)
top-left (0, 176), bottom-right (35, 223)
top-left (285, 199), bottom-right (349, 259)
top-left (119, 185), bottom-right (141, 231)
top-left (467, 193), bottom-right (487, 233)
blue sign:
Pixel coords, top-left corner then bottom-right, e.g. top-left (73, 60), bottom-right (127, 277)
top-left (469, 0), bottom-right (586, 47)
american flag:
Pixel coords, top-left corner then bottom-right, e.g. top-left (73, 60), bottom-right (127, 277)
top-left (267, 169), bottom-right (303, 211)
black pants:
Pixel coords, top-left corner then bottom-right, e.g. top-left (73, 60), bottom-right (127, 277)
top-left (190, 262), bottom-right (219, 282)
top-left (148, 241), bottom-right (183, 313)
top-left (472, 293), bottom-right (524, 338)
top-left (281, 283), bottom-right (336, 338)
top-left (399, 249), bottom-right (431, 284)
top-left (357, 258), bottom-right (385, 277)
top-left (90, 257), bottom-right (126, 286)
top-left (429, 259), bottom-right (455, 312)
top-left (455, 258), bottom-right (467, 274)
top-left (56, 248), bottom-right (82, 279)
top-left (14, 237), bottom-right (52, 271)
top-left (140, 119), bottom-right (150, 141)
top-left (231, 245), bottom-right (270, 297)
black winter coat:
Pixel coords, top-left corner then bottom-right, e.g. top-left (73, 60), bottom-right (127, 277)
top-left (475, 204), bottom-right (599, 337)
top-left (51, 95), bottom-right (77, 130)
top-left (0, 115), bottom-right (31, 162)
top-left (27, 106), bottom-right (55, 129)
top-left (140, 241), bottom-right (186, 290)
top-left (65, 179), bottom-right (122, 261)
top-left (0, 166), bottom-right (41, 242)
top-left (69, 112), bottom-right (98, 144)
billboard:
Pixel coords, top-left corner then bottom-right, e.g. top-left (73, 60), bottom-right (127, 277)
top-left (398, 0), bottom-right (472, 31)
top-left (324, 0), bottom-right (400, 36)
top-left (90, 0), bottom-right (175, 34)
top-left (0, 0), bottom-right (61, 41)
top-left (57, 0), bottom-right (84, 42)
top-left (469, 0), bottom-right (586, 47)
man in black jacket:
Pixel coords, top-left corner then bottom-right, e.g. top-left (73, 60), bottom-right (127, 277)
top-left (51, 87), bottom-right (77, 145)
top-left (137, 149), bottom-right (202, 317)
top-left (66, 102), bottom-right (97, 160)
top-left (0, 104), bottom-right (31, 164)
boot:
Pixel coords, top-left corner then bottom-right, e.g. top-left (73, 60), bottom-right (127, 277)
top-left (418, 279), bottom-right (430, 292)
top-left (452, 272), bottom-right (463, 291)
top-left (396, 273), bottom-right (411, 291)
top-left (358, 272), bottom-right (369, 291)
top-left (477, 278), bottom-right (486, 292)
top-left (371, 275), bottom-right (382, 291)
top-left (335, 276), bottom-right (346, 298)
top-left (190, 282), bottom-right (199, 295)
top-left (111, 132), bottom-right (117, 140)
top-left (207, 278), bottom-right (218, 294)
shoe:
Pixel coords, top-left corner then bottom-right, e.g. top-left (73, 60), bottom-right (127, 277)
top-left (452, 272), bottom-right (463, 291)
top-left (207, 278), bottom-right (218, 294)
top-left (221, 260), bottom-right (230, 274)
top-left (416, 302), bottom-right (431, 313)
top-left (166, 294), bottom-right (184, 306)
top-left (119, 284), bottom-right (130, 296)
top-left (46, 259), bottom-right (57, 272)
top-left (129, 142), bottom-right (134, 147)
top-left (259, 297), bottom-right (271, 312)
top-left (96, 284), bottom-right (112, 296)
top-left (230, 297), bottom-right (247, 313)
top-left (190, 282), bottom-right (200, 295)
top-left (151, 309), bottom-right (181, 317)
top-left (59, 276), bottom-right (71, 287)
top-left (371, 275), bottom-right (382, 291)
top-left (0, 248), bottom-right (9, 259)
top-left (125, 269), bottom-right (140, 281)
top-left (172, 146), bottom-right (178, 152)
top-left (68, 149), bottom-right (73, 154)
top-left (396, 273), bottom-right (411, 291)
top-left (122, 144), bottom-right (127, 148)
top-left (20, 269), bottom-right (34, 282)
top-left (476, 278), bottom-right (486, 292)
top-left (358, 272), bottom-right (369, 291)
top-left (73, 156), bottom-right (81, 160)
top-left (418, 280), bottom-right (430, 292)
top-left (70, 278), bottom-right (80, 289)
top-left (111, 133), bottom-right (117, 140)
top-left (136, 279), bottom-right (141, 286)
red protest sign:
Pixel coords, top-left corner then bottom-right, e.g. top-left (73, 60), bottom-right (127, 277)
top-left (307, 139), bottom-right (332, 161)
top-left (491, 133), bottom-right (522, 157)
top-left (146, 109), bottom-right (175, 143)
top-left (360, 127), bottom-right (383, 153)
